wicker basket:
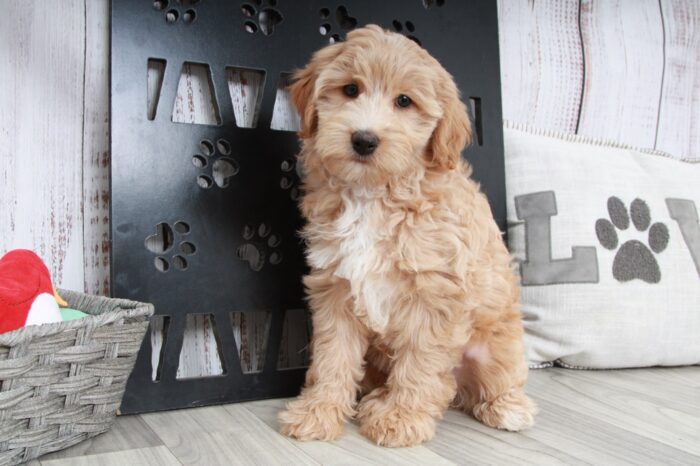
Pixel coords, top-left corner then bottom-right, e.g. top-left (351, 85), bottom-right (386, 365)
top-left (0, 289), bottom-right (153, 465)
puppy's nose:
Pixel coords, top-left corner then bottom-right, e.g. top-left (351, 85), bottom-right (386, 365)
top-left (351, 131), bottom-right (380, 156)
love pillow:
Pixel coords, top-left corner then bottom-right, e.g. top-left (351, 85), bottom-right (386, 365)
top-left (504, 125), bottom-right (700, 369)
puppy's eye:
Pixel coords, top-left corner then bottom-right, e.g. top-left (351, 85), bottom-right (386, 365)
top-left (396, 94), bottom-right (412, 108)
top-left (343, 84), bottom-right (359, 98)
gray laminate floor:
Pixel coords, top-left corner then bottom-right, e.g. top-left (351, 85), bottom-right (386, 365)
top-left (34, 367), bottom-right (700, 465)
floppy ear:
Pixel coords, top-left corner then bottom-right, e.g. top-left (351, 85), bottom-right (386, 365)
top-left (290, 43), bottom-right (344, 139)
top-left (428, 76), bottom-right (473, 170)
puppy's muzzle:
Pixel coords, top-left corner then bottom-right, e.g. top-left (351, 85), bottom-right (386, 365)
top-left (351, 130), bottom-right (380, 157)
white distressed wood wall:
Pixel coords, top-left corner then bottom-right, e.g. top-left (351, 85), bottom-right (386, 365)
top-left (1, 0), bottom-right (698, 377)
top-left (498, 0), bottom-right (700, 159)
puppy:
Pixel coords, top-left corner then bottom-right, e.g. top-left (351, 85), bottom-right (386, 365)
top-left (279, 25), bottom-right (536, 447)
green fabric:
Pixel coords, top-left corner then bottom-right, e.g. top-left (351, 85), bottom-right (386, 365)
top-left (60, 308), bottom-right (89, 321)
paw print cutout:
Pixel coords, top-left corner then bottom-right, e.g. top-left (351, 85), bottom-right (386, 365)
top-left (237, 223), bottom-right (283, 272)
top-left (422, 0), bottom-right (445, 8)
top-left (145, 221), bottom-right (197, 273)
top-left (595, 197), bottom-right (669, 284)
top-left (391, 20), bottom-right (421, 46)
top-left (241, 0), bottom-right (284, 36)
top-left (280, 158), bottom-right (302, 200)
top-left (192, 139), bottom-right (240, 189)
top-left (318, 6), bottom-right (358, 44)
top-left (153, 0), bottom-right (199, 25)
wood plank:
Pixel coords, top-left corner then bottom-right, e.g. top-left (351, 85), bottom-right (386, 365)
top-left (427, 368), bottom-right (700, 465)
top-left (527, 368), bottom-right (700, 457)
top-left (227, 68), bottom-right (265, 128)
top-left (151, 315), bottom-right (167, 381)
top-left (176, 313), bottom-right (225, 379)
top-left (40, 446), bottom-right (180, 466)
top-left (430, 409), bottom-right (581, 466)
top-left (242, 398), bottom-right (454, 465)
top-left (82, 0), bottom-right (111, 296)
top-left (497, 0), bottom-right (584, 132)
top-left (153, 428), bottom-right (315, 465)
top-left (656, 0), bottom-right (700, 160)
top-left (232, 311), bottom-right (271, 373)
top-left (270, 74), bottom-right (301, 132)
top-left (142, 404), bottom-right (244, 437)
top-left (0, 0), bottom-right (86, 290)
top-left (558, 367), bottom-right (700, 411)
top-left (434, 401), bottom-right (699, 466)
top-left (40, 415), bottom-right (163, 460)
top-left (147, 59), bottom-right (167, 121)
top-left (662, 366), bottom-right (700, 388)
top-left (577, 0), bottom-right (664, 147)
top-left (171, 63), bottom-right (220, 125)
top-left (141, 404), bottom-right (316, 465)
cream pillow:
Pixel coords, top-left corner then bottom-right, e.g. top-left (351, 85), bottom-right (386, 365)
top-left (504, 125), bottom-right (700, 368)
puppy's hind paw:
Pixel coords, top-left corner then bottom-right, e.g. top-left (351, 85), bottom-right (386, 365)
top-left (472, 389), bottom-right (537, 432)
top-left (278, 398), bottom-right (346, 441)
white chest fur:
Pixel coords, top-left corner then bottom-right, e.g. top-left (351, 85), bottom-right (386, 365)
top-left (307, 189), bottom-right (394, 332)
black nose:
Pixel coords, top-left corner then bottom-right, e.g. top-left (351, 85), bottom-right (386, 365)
top-left (351, 131), bottom-right (379, 156)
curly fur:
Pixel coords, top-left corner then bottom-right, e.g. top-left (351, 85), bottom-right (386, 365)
top-left (278, 25), bottom-right (536, 447)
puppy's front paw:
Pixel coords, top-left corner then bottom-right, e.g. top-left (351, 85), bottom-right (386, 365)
top-left (472, 389), bottom-right (537, 432)
top-left (278, 397), bottom-right (346, 441)
top-left (357, 394), bottom-right (436, 447)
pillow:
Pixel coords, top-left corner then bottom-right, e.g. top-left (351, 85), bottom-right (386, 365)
top-left (504, 124), bottom-right (700, 369)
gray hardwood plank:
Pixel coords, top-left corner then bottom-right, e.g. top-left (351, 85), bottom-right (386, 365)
top-left (154, 429), bottom-right (316, 466)
top-left (528, 369), bottom-right (700, 457)
top-left (554, 368), bottom-right (700, 411)
top-left (40, 414), bottom-right (163, 460)
top-left (242, 398), bottom-right (454, 466)
top-left (524, 394), bottom-right (699, 466)
top-left (141, 403), bottom-right (317, 465)
top-left (428, 409), bottom-right (581, 466)
top-left (436, 396), bottom-right (697, 466)
top-left (606, 366), bottom-right (700, 389)
top-left (141, 404), bottom-right (241, 436)
top-left (41, 446), bottom-right (181, 466)
top-left (426, 368), bottom-right (700, 466)
top-left (663, 366), bottom-right (700, 388)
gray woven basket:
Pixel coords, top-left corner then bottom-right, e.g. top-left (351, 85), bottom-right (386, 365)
top-left (0, 289), bottom-right (153, 465)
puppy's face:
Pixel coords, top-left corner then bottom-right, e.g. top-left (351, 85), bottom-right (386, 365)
top-left (291, 25), bottom-right (471, 186)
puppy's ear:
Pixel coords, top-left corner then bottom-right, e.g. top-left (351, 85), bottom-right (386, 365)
top-left (290, 43), bottom-right (344, 139)
top-left (428, 75), bottom-right (472, 170)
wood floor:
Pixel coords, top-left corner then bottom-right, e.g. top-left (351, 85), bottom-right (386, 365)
top-left (32, 367), bottom-right (700, 465)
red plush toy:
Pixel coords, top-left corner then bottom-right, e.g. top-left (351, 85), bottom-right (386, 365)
top-left (0, 249), bottom-right (65, 334)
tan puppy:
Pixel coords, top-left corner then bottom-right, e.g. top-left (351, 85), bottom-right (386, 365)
top-left (278, 25), bottom-right (536, 447)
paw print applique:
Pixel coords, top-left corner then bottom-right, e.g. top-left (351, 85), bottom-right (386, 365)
top-left (595, 196), bottom-right (669, 284)
top-left (237, 224), bottom-right (283, 272)
top-left (391, 20), bottom-right (421, 46)
top-left (319, 5), bottom-right (358, 44)
top-left (241, 0), bottom-right (284, 36)
top-left (193, 139), bottom-right (240, 189)
top-left (145, 221), bottom-right (197, 272)
top-left (153, 0), bottom-right (199, 25)
top-left (280, 158), bottom-right (303, 201)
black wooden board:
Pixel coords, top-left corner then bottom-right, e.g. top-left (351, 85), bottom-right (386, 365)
top-left (111, 0), bottom-right (505, 413)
